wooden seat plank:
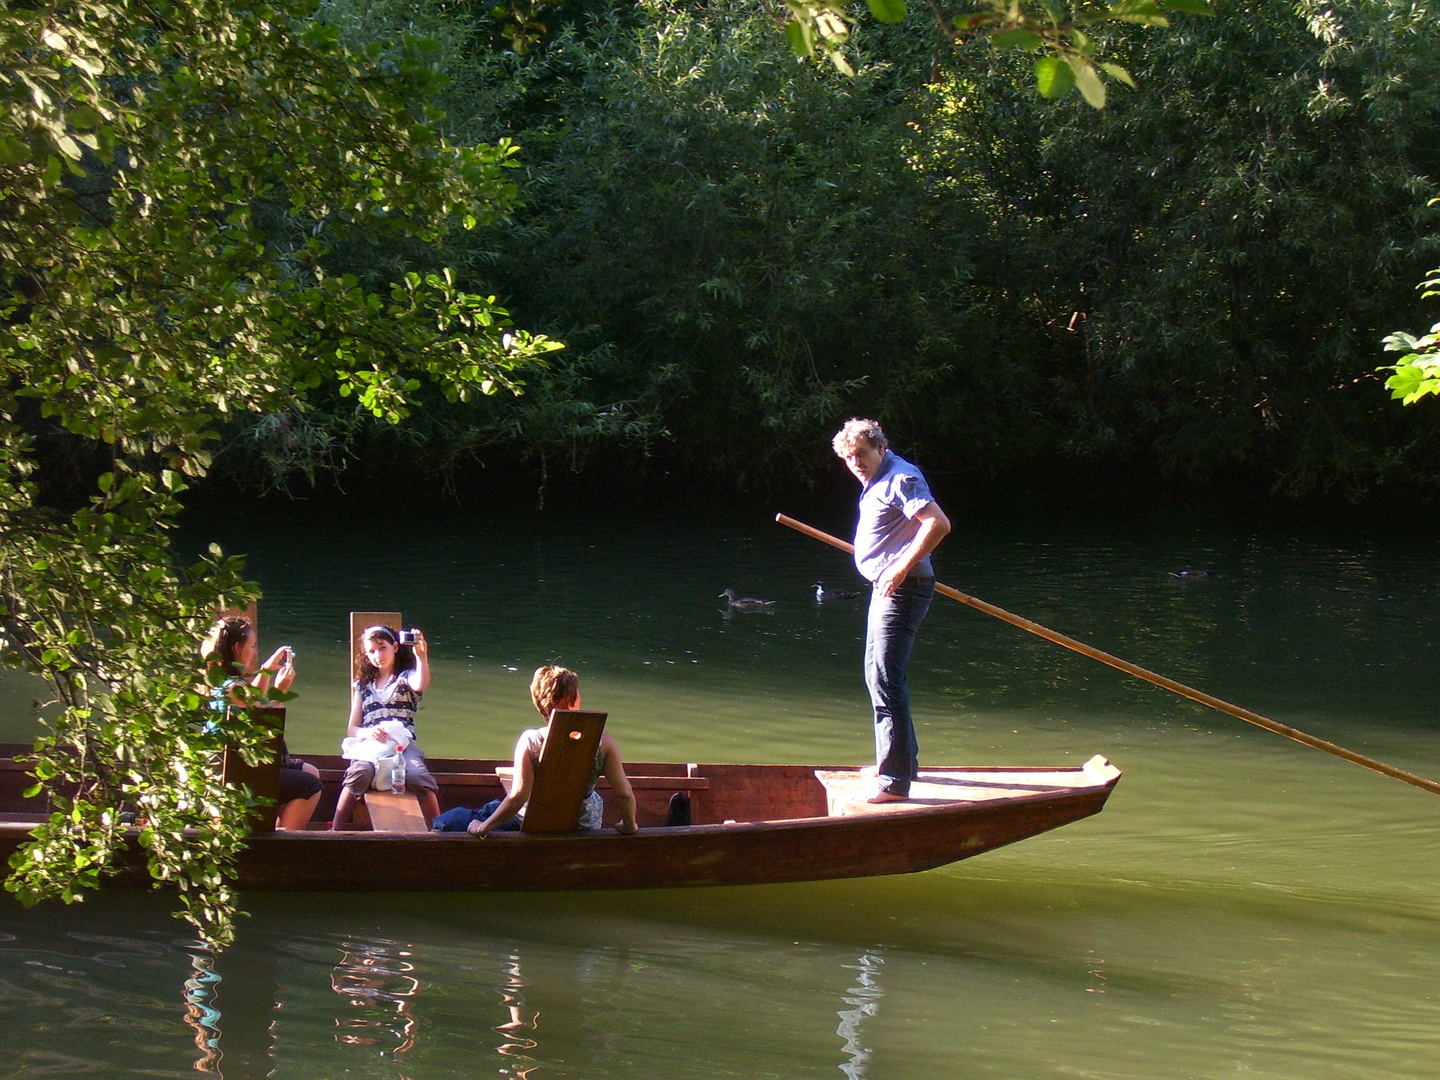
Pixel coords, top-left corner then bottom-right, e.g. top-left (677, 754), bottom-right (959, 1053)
top-left (364, 791), bottom-right (429, 833)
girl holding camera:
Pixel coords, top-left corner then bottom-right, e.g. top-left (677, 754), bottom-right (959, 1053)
top-left (201, 616), bottom-right (323, 831)
top-left (330, 624), bottom-right (442, 829)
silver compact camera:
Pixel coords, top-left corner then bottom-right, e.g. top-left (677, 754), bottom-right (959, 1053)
top-left (396, 629), bottom-right (420, 645)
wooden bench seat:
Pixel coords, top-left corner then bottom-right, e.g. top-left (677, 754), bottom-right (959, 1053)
top-left (363, 790), bottom-right (430, 833)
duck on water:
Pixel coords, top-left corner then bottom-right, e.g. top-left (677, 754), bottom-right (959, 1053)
top-left (720, 588), bottom-right (775, 610)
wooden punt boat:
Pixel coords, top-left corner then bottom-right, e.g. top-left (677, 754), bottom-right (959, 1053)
top-left (0, 744), bottom-right (1119, 891)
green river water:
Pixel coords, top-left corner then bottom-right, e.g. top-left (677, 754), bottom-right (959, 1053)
top-left (2, 496), bottom-right (1438, 1079)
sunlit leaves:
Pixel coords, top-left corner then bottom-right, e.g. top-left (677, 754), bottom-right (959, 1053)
top-left (1379, 198), bottom-right (1440, 407)
top-left (1382, 329), bottom-right (1440, 404)
top-left (1034, 55), bottom-right (1076, 97)
top-left (1070, 54), bottom-right (1107, 106)
top-left (1381, 269), bottom-right (1440, 404)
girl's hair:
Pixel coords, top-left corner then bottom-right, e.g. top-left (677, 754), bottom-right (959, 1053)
top-left (530, 666), bottom-right (579, 718)
top-left (354, 625), bottom-right (416, 684)
top-left (203, 617), bottom-right (252, 678)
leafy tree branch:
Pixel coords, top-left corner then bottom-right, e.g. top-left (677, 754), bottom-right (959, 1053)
top-left (1, 0), bottom-right (557, 944)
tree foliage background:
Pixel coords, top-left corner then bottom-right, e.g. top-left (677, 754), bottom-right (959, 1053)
top-left (245, 0), bottom-right (1439, 499)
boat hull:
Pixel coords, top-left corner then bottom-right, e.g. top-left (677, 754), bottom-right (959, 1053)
top-left (0, 754), bottom-right (1120, 892)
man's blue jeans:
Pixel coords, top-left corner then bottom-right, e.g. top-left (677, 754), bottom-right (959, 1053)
top-left (864, 575), bottom-right (934, 796)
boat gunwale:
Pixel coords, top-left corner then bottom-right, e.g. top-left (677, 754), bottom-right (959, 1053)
top-left (0, 761), bottom-right (1120, 840)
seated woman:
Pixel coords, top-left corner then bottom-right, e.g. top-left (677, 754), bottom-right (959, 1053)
top-left (201, 616), bottom-right (322, 831)
top-left (330, 625), bottom-right (442, 829)
top-left (457, 665), bottom-right (637, 838)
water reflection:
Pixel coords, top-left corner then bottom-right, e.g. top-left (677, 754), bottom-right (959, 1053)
top-left (493, 955), bottom-right (540, 1079)
top-left (182, 950), bottom-right (222, 1072)
top-left (330, 936), bottom-right (421, 1061)
top-left (836, 951), bottom-right (884, 1080)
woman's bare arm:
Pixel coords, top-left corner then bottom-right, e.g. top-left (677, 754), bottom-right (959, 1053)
top-left (405, 631), bottom-right (430, 693)
top-left (600, 732), bottom-right (638, 835)
top-left (469, 737), bottom-right (534, 837)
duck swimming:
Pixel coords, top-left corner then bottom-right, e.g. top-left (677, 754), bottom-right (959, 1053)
top-left (720, 589), bottom-right (776, 610)
top-left (1169, 569), bottom-right (1214, 581)
top-left (813, 581), bottom-right (861, 601)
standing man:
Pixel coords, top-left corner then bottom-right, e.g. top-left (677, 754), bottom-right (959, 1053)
top-left (833, 418), bottom-right (951, 803)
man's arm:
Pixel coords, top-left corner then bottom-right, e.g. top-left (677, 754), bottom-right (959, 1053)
top-left (875, 502), bottom-right (951, 597)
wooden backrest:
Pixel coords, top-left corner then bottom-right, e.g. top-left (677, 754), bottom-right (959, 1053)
top-left (220, 706), bottom-right (286, 835)
top-left (350, 612), bottom-right (401, 700)
top-left (522, 710), bottom-right (608, 834)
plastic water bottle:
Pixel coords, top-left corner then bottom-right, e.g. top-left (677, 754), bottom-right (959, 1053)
top-left (391, 752), bottom-right (406, 795)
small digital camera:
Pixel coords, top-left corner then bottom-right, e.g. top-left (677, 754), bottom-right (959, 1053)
top-left (397, 629), bottom-right (419, 645)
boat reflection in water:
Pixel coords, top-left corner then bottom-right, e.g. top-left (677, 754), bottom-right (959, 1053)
top-left (330, 936), bottom-right (421, 1061)
top-left (493, 955), bottom-right (541, 1080)
top-left (171, 928), bottom-right (951, 1078)
top-left (182, 950), bottom-right (223, 1073)
top-left (837, 951), bottom-right (885, 1080)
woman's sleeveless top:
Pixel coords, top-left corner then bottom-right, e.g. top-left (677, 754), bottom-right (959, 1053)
top-left (355, 676), bottom-right (421, 736)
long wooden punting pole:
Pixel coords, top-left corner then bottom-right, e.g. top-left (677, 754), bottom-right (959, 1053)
top-left (776, 512), bottom-right (1440, 798)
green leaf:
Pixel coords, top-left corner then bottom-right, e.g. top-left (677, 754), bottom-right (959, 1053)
top-left (1160, 0), bottom-right (1212, 13)
top-left (1106, 0), bottom-right (1169, 26)
top-left (0, 136), bottom-right (31, 165)
top-left (1069, 56), bottom-right (1108, 107)
top-left (952, 11), bottom-right (995, 30)
top-left (1099, 62), bottom-right (1137, 88)
top-left (992, 28), bottom-right (1045, 51)
top-left (68, 104), bottom-right (105, 130)
top-left (785, 19), bottom-right (813, 56)
top-left (866, 0), bottom-right (908, 23)
top-left (1034, 55), bottom-right (1075, 98)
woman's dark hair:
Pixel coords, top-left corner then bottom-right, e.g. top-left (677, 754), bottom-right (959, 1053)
top-left (353, 625), bottom-right (415, 684)
top-left (206, 617), bottom-right (252, 678)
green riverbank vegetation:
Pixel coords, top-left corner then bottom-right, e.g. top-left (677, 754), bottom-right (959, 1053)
top-left (212, 0), bottom-right (1440, 501)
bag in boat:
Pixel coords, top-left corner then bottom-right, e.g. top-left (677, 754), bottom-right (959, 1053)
top-left (340, 720), bottom-right (416, 791)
